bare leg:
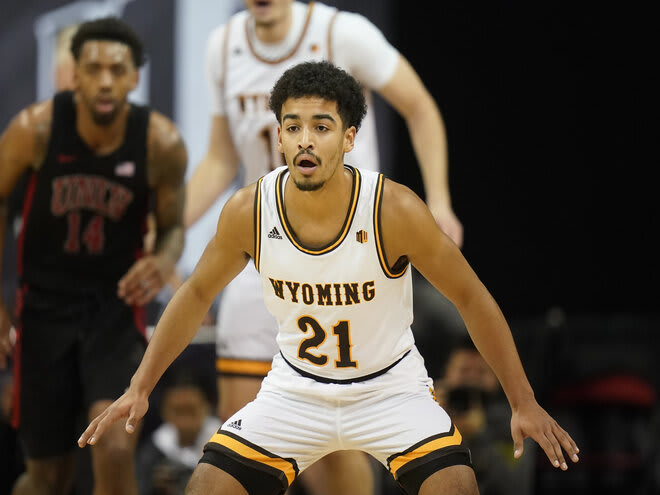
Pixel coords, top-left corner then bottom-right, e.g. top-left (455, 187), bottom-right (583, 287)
top-left (295, 450), bottom-right (374, 495)
top-left (88, 399), bottom-right (141, 495)
top-left (186, 462), bottom-right (249, 495)
top-left (11, 454), bottom-right (75, 495)
top-left (418, 465), bottom-right (479, 495)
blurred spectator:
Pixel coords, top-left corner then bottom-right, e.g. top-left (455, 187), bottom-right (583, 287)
top-left (434, 336), bottom-right (535, 495)
top-left (136, 367), bottom-right (221, 495)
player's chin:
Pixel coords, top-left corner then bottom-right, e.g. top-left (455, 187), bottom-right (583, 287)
top-left (292, 176), bottom-right (324, 192)
top-left (91, 108), bottom-right (119, 126)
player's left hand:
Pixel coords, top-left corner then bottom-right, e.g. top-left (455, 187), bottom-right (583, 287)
top-left (427, 200), bottom-right (463, 249)
top-left (117, 254), bottom-right (175, 306)
top-left (510, 398), bottom-right (580, 470)
top-left (78, 387), bottom-right (149, 447)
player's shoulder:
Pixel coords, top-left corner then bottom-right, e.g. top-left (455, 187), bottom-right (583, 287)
top-left (3, 98), bottom-right (53, 151)
top-left (381, 177), bottom-right (426, 215)
top-left (12, 98), bottom-right (54, 133)
top-left (206, 21), bottom-right (226, 49)
top-left (333, 6), bottom-right (378, 30)
top-left (310, 1), bottom-right (339, 17)
top-left (207, 8), bottom-right (249, 46)
top-left (147, 111), bottom-right (184, 150)
top-left (145, 111), bottom-right (187, 181)
top-left (222, 182), bottom-right (258, 222)
top-left (0, 98), bottom-right (53, 173)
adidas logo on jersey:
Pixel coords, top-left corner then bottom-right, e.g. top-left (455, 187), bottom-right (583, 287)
top-left (227, 419), bottom-right (242, 430)
top-left (268, 227), bottom-right (283, 239)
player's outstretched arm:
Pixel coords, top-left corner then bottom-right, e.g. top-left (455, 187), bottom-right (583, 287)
top-left (79, 184), bottom-right (255, 447)
top-left (184, 115), bottom-right (240, 228)
top-left (379, 178), bottom-right (579, 469)
top-left (377, 56), bottom-right (463, 247)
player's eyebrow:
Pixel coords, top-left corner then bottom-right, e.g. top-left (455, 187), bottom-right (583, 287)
top-left (282, 113), bottom-right (336, 123)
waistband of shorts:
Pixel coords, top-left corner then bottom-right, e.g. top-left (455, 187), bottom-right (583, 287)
top-left (279, 350), bottom-right (411, 384)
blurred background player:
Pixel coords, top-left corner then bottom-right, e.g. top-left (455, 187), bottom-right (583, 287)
top-left (0, 17), bottom-right (187, 495)
top-left (184, 2), bottom-right (463, 492)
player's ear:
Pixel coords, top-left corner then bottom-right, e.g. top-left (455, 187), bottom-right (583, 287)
top-left (277, 125), bottom-right (283, 152)
top-left (343, 126), bottom-right (356, 153)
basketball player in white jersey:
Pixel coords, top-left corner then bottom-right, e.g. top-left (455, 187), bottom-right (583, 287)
top-left (79, 61), bottom-right (579, 495)
top-left (185, 2), bottom-right (462, 491)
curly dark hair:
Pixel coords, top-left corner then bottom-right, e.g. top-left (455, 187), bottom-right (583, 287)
top-left (269, 61), bottom-right (367, 131)
top-left (71, 17), bottom-right (146, 67)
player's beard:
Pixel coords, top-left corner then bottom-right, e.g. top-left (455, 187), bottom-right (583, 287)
top-left (292, 176), bottom-right (324, 191)
top-left (90, 105), bottom-right (120, 126)
top-left (291, 149), bottom-right (325, 191)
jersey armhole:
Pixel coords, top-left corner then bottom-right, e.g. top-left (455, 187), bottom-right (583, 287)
top-left (253, 177), bottom-right (264, 272)
top-left (373, 174), bottom-right (409, 278)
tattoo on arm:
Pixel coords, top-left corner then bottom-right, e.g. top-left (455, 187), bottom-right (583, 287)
top-left (148, 126), bottom-right (188, 264)
top-left (154, 187), bottom-right (185, 263)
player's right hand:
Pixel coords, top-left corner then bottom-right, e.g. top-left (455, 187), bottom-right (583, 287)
top-left (0, 304), bottom-right (13, 369)
top-left (78, 387), bottom-right (149, 447)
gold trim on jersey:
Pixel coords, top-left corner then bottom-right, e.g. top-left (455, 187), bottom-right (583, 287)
top-left (254, 177), bottom-right (264, 271)
top-left (245, 2), bottom-right (316, 64)
top-left (275, 165), bottom-right (361, 255)
top-left (388, 425), bottom-right (464, 479)
top-left (374, 174), bottom-right (409, 278)
top-left (208, 430), bottom-right (298, 486)
top-left (216, 357), bottom-right (272, 378)
top-left (220, 17), bottom-right (231, 91)
top-left (327, 8), bottom-right (339, 63)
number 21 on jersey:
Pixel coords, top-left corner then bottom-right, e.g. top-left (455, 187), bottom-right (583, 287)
top-left (297, 315), bottom-right (357, 369)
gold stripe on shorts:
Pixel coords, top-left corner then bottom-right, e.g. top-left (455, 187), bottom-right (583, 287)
top-left (389, 425), bottom-right (463, 478)
top-left (208, 431), bottom-right (297, 486)
top-left (216, 358), bottom-right (272, 377)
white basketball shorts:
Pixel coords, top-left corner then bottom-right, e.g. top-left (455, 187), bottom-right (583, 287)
top-left (202, 347), bottom-right (472, 492)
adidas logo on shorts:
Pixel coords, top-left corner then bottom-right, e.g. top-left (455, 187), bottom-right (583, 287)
top-left (227, 419), bottom-right (242, 430)
top-left (268, 227), bottom-right (283, 239)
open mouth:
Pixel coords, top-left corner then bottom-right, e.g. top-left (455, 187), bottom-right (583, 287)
top-left (95, 97), bottom-right (115, 114)
top-left (297, 159), bottom-right (316, 168)
top-left (253, 0), bottom-right (271, 10)
top-left (295, 157), bottom-right (318, 176)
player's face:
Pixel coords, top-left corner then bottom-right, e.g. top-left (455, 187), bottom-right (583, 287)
top-left (244, 0), bottom-right (293, 27)
top-left (74, 40), bottom-right (138, 126)
top-left (277, 96), bottom-right (355, 192)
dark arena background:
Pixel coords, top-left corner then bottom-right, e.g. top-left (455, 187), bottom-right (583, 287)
top-left (1, 1), bottom-right (657, 494)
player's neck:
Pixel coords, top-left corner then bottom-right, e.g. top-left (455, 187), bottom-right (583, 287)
top-left (75, 101), bottom-right (130, 156)
top-left (284, 165), bottom-right (354, 247)
top-left (286, 165), bottom-right (352, 217)
top-left (252, 8), bottom-right (293, 44)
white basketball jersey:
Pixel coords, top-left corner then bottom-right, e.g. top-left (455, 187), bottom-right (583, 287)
top-left (220, 2), bottom-right (381, 185)
top-left (255, 166), bottom-right (415, 381)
